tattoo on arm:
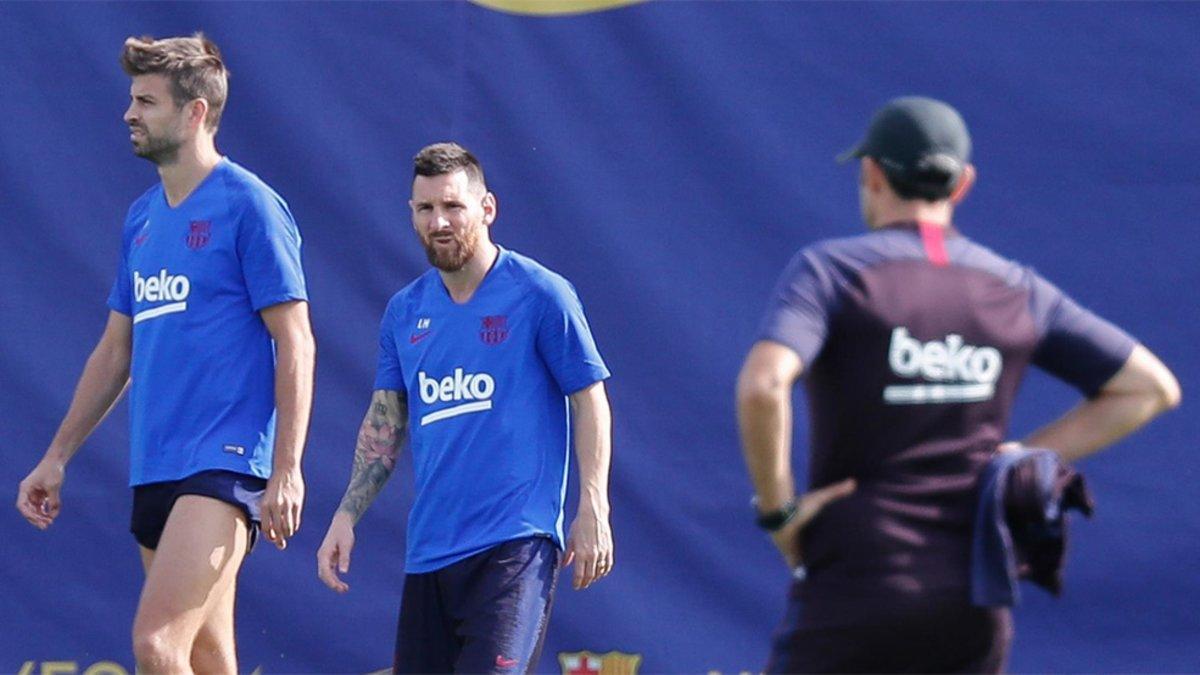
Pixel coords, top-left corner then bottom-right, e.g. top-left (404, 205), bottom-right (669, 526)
top-left (337, 389), bottom-right (408, 522)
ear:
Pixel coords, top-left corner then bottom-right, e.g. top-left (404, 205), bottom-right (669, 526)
top-left (950, 164), bottom-right (976, 204)
top-left (481, 192), bottom-right (498, 227)
top-left (861, 157), bottom-right (888, 193)
top-left (187, 98), bottom-right (210, 131)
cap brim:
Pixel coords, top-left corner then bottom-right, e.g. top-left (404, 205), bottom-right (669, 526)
top-left (836, 143), bottom-right (865, 164)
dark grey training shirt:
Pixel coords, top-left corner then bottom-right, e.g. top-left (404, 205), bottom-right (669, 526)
top-left (759, 221), bottom-right (1134, 626)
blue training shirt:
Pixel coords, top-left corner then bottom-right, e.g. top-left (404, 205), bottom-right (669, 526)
top-left (108, 158), bottom-right (307, 486)
top-left (375, 248), bottom-right (610, 573)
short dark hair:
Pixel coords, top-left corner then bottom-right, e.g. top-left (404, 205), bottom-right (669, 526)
top-left (880, 162), bottom-right (958, 202)
top-left (120, 33), bottom-right (229, 132)
top-left (413, 142), bottom-right (487, 192)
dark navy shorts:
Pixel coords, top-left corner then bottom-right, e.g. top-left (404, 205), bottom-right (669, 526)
top-left (394, 535), bottom-right (560, 674)
top-left (766, 592), bottom-right (1012, 674)
top-left (130, 469), bottom-right (266, 551)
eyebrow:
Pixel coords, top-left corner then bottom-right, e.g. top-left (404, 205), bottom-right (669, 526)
top-left (412, 197), bottom-right (466, 206)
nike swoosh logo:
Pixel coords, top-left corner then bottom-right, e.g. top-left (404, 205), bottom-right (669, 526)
top-left (410, 332), bottom-right (432, 345)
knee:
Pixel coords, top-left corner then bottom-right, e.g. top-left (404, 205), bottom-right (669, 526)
top-left (132, 627), bottom-right (189, 672)
top-left (191, 629), bottom-right (236, 674)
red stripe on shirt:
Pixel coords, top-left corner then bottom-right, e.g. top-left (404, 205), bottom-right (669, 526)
top-left (919, 221), bottom-right (950, 267)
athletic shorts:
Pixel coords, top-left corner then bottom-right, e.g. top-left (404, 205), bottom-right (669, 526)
top-left (766, 592), bottom-right (1013, 674)
top-left (130, 469), bottom-right (266, 551)
top-left (394, 535), bottom-right (560, 674)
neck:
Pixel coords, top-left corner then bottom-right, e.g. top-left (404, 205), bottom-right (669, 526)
top-left (157, 136), bottom-right (222, 207)
top-left (870, 199), bottom-right (954, 230)
top-left (438, 240), bottom-right (500, 303)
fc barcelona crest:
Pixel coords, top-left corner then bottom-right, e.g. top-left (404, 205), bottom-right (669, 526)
top-left (186, 220), bottom-right (212, 250)
top-left (480, 315), bottom-right (509, 345)
top-left (558, 651), bottom-right (642, 675)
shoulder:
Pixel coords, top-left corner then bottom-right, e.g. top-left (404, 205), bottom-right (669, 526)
top-left (219, 160), bottom-right (293, 221)
top-left (798, 228), bottom-right (1040, 291)
top-left (384, 270), bottom-right (439, 320)
top-left (123, 184), bottom-right (158, 226)
top-left (775, 231), bottom-right (911, 291)
top-left (949, 234), bottom-right (1040, 292)
top-left (116, 185), bottom-right (158, 247)
top-left (803, 229), bottom-right (923, 272)
top-left (501, 249), bottom-right (579, 305)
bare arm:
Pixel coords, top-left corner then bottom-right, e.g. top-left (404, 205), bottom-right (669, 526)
top-left (17, 310), bottom-right (131, 528)
top-left (737, 341), bottom-right (803, 513)
top-left (317, 389), bottom-right (407, 593)
top-left (1023, 344), bottom-right (1181, 462)
top-left (261, 300), bottom-right (316, 475)
top-left (259, 299), bottom-right (316, 549)
top-left (736, 340), bottom-right (856, 568)
top-left (563, 381), bottom-right (613, 590)
top-left (337, 389), bottom-right (408, 523)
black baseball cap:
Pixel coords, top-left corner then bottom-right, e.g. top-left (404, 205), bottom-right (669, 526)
top-left (837, 96), bottom-right (971, 199)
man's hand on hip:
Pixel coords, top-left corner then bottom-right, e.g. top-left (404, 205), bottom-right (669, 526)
top-left (770, 478), bottom-right (857, 569)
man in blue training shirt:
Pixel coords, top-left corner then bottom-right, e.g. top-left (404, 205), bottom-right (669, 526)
top-left (16, 34), bottom-right (315, 673)
top-left (317, 142), bottom-right (614, 673)
top-left (736, 97), bottom-right (1181, 673)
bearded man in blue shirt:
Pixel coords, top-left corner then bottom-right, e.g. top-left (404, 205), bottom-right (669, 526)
top-left (317, 142), bottom-right (615, 674)
top-left (16, 33), bottom-right (315, 674)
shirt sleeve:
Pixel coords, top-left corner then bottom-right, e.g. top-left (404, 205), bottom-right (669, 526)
top-left (107, 234), bottom-right (132, 316)
top-left (1028, 272), bottom-right (1136, 397)
top-left (536, 279), bottom-right (611, 396)
top-left (756, 247), bottom-right (839, 366)
top-left (373, 300), bottom-right (405, 391)
top-left (236, 190), bottom-right (308, 311)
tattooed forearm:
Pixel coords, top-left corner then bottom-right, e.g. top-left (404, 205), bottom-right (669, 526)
top-left (337, 389), bottom-right (408, 523)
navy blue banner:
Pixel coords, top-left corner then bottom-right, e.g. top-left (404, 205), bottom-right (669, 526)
top-left (2, 2), bottom-right (1197, 672)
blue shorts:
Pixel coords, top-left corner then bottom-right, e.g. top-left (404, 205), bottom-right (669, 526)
top-left (394, 535), bottom-right (560, 674)
top-left (130, 469), bottom-right (266, 551)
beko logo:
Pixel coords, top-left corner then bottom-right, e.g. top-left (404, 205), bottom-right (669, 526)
top-left (132, 269), bottom-right (191, 324)
top-left (134, 269), bottom-right (191, 303)
top-left (417, 369), bottom-right (496, 426)
top-left (883, 327), bottom-right (1003, 405)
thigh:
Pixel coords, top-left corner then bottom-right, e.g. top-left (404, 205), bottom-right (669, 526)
top-left (176, 470), bottom-right (266, 552)
top-left (394, 572), bottom-right (456, 674)
top-left (453, 537), bottom-right (560, 674)
top-left (137, 543), bottom-right (235, 636)
top-left (133, 495), bottom-right (249, 644)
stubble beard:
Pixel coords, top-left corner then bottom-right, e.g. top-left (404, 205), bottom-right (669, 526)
top-left (131, 126), bottom-right (184, 166)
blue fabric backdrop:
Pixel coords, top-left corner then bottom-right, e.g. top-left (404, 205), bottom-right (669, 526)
top-left (2, 2), bottom-right (1197, 672)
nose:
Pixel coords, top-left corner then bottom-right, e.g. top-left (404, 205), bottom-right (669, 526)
top-left (124, 104), bottom-right (138, 126)
top-left (432, 213), bottom-right (451, 231)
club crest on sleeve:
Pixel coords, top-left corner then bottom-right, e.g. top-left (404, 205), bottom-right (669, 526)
top-left (480, 315), bottom-right (509, 345)
top-left (185, 220), bottom-right (212, 250)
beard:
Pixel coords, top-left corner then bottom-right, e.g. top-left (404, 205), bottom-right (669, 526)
top-left (130, 125), bottom-right (184, 165)
top-left (422, 225), bottom-right (479, 272)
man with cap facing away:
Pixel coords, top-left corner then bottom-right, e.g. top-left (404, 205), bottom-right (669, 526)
top-left (736, 96), bottom-right (1180, 672)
